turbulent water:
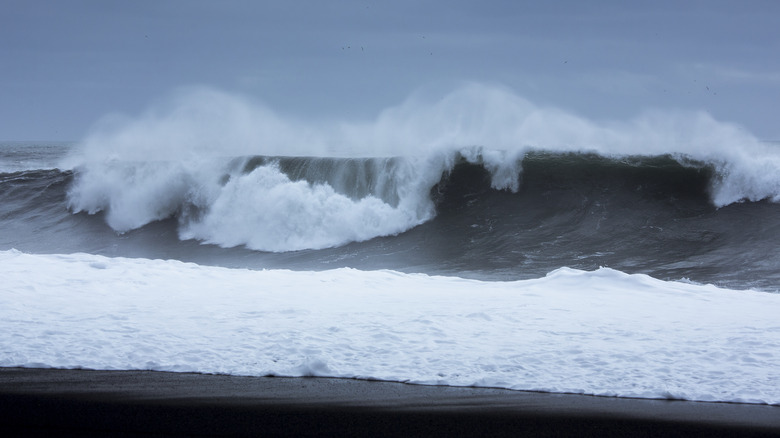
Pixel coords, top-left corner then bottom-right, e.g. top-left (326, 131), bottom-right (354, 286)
top-left (2, 86), bottom-right (780, 403)
top-left (3, 143), bottom-right (780, 289)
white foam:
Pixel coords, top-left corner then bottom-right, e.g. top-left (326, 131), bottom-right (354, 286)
top-left (2, 249), bottom-right (779, 404)
top-left (66, 160), bottom-right (197, 231)
top-left (179, 163), bottom-right (429, 251)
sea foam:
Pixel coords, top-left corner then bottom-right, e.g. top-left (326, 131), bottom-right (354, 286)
top-left (2, 249), bottom-right (779, 404)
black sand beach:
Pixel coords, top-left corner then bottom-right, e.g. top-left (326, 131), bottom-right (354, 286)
top-left (1, 367), bottom-right (779, 437)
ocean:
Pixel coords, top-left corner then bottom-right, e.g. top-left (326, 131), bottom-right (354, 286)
top-left (1, 86), bottom-right (779, 404)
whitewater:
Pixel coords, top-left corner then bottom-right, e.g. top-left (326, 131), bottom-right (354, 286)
top-left (2, 250), bottom-right (780, 404)
top-left (2, 84), bottom-right (780, 405)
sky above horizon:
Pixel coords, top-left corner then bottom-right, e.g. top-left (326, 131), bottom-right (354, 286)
top-left (2, 0), bottom-right (779, 141)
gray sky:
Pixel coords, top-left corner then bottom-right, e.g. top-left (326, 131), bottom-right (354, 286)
top-left (2, 0), bottom-right (779, 141)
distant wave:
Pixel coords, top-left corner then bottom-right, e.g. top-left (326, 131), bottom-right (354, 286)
top-left (0, 141), bottom-right (73, 173)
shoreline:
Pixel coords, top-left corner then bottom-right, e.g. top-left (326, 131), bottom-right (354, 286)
top-left (2, 367), bottom-right (779, 437)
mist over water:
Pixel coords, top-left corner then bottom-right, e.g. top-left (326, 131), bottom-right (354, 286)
top-left (65, 83), bottom-right (767, 162)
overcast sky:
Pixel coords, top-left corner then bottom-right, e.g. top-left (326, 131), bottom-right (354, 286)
top-left (2, 0), bottom-right (779, 141)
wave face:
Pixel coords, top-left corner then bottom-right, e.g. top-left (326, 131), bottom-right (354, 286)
top-left (2, 149), bottom-right (780, 290)
top-left (427, 153), bottom-right (780, 287)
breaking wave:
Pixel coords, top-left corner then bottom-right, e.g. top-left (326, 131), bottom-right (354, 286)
top-left (62, 84), bottom-right (780, 252)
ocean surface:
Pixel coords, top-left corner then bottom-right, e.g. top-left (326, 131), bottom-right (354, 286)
top-left (2, 87), bottom-right (780, 404)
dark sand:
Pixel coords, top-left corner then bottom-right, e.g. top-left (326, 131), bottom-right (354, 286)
top-left (1, 367), bottom-right (778, 437)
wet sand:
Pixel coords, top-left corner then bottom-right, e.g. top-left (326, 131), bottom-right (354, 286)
top-left (1, 367), bottom-right (778, 437)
